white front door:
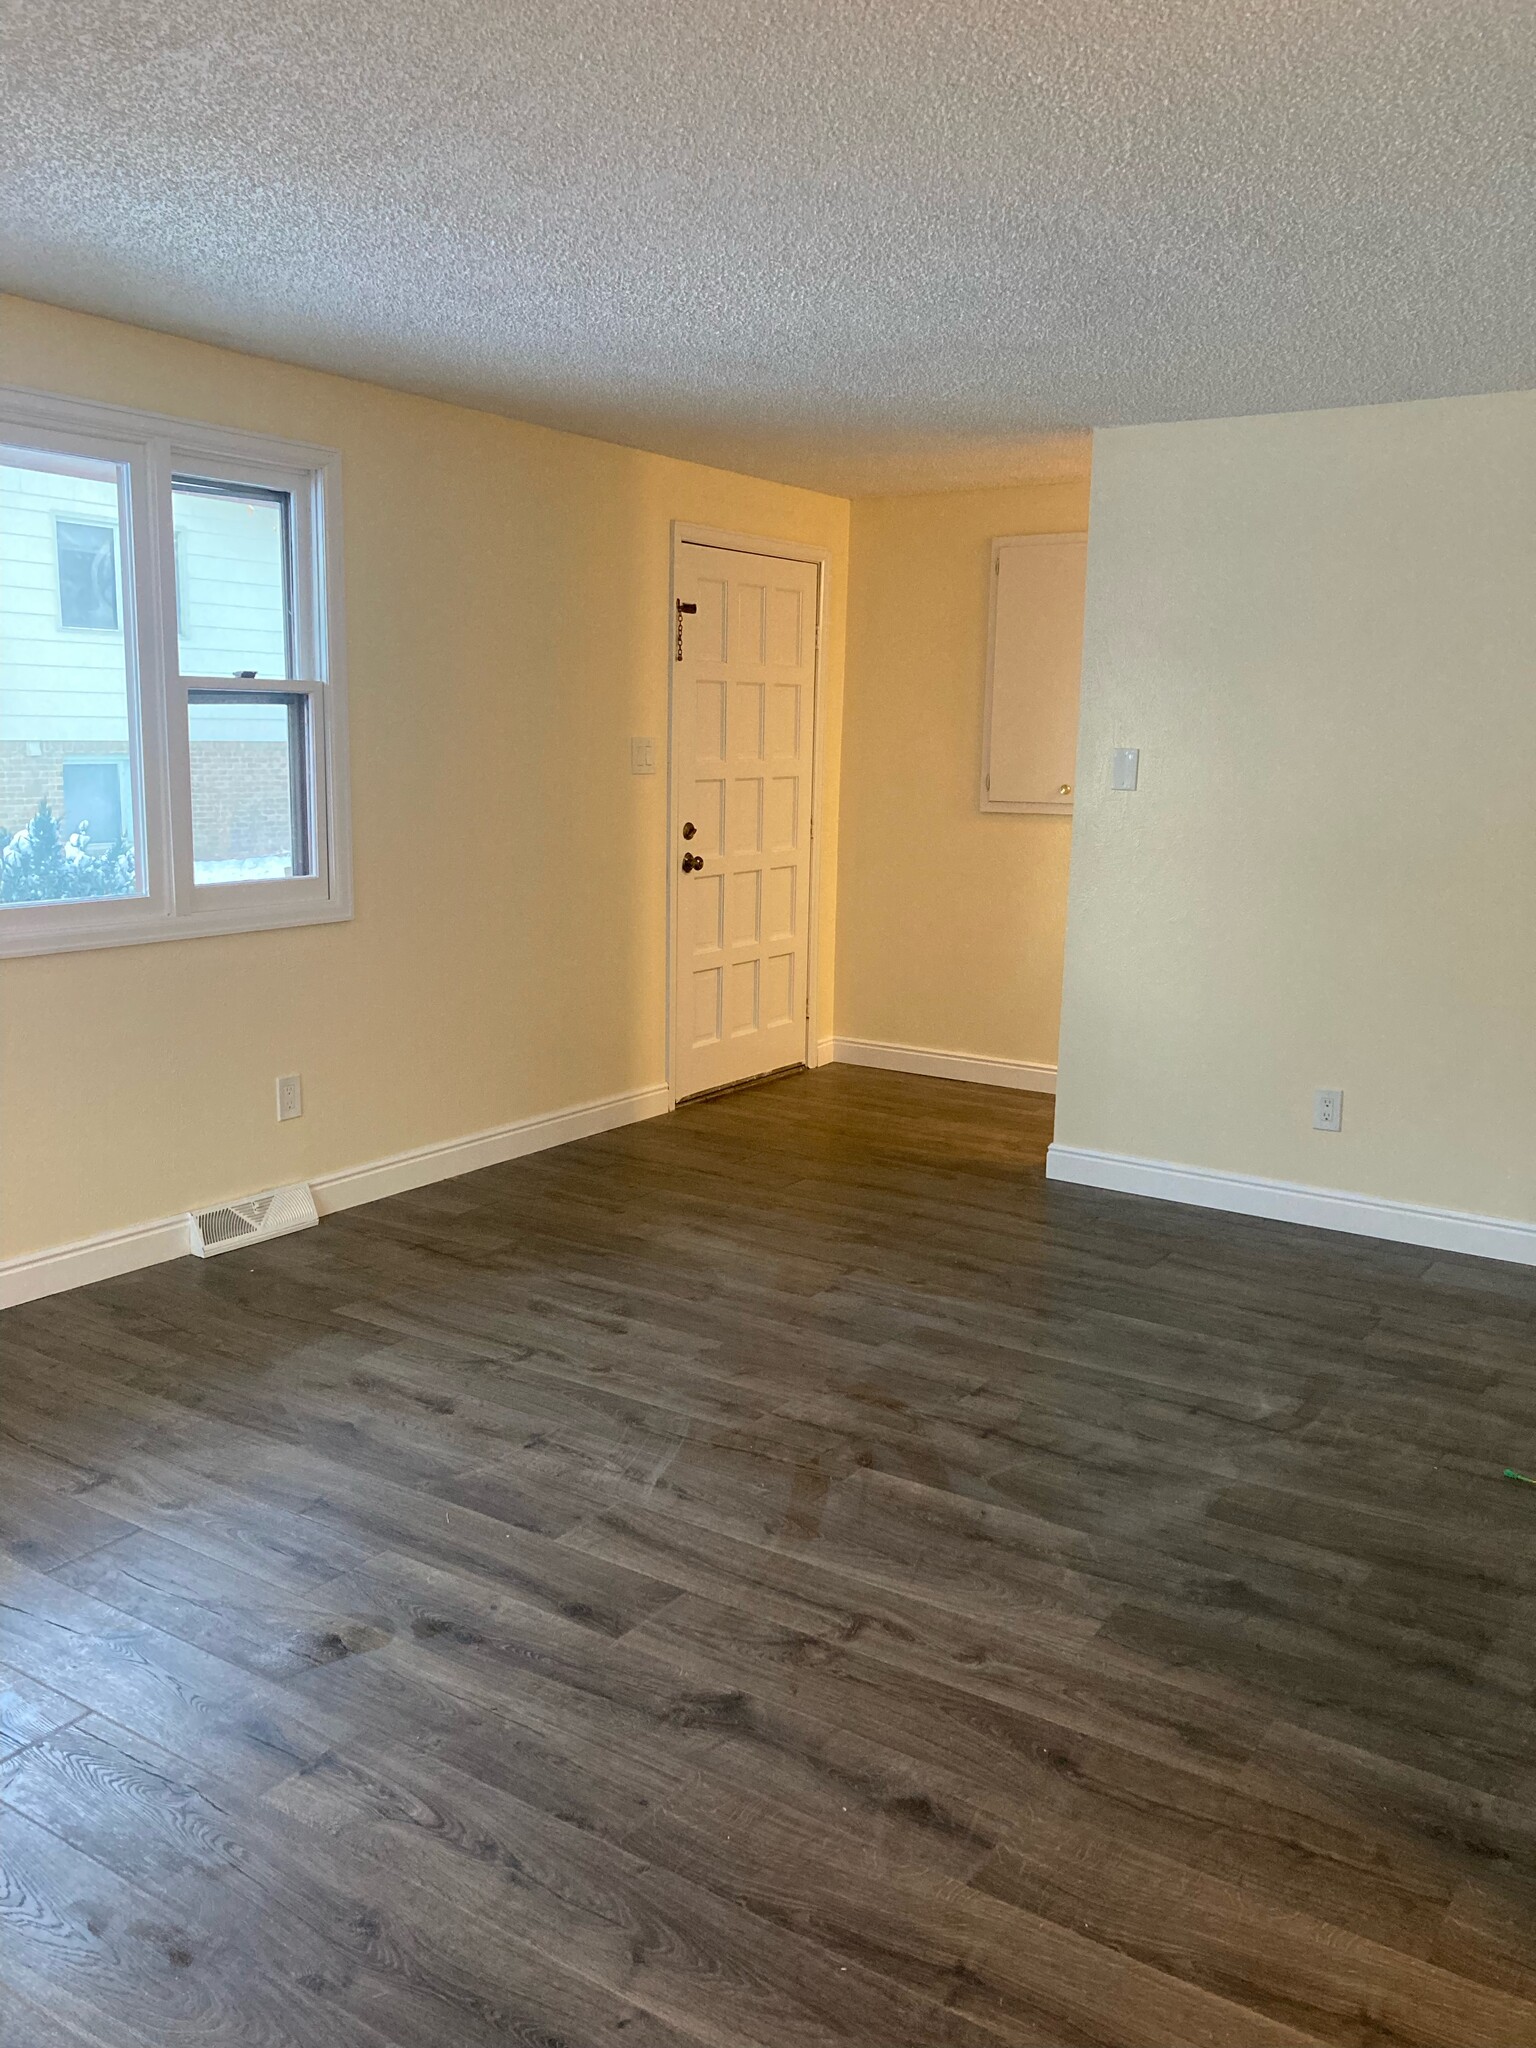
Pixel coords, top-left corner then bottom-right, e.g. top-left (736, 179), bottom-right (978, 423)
top-left (671, 540), bottom-right (818, 1101)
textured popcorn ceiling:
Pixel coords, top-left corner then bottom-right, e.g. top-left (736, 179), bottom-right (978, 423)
top-left (1, 1), bottom-right (1531, 494)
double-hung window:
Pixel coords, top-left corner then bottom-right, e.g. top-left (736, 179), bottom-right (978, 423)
top-left (0, 388), bottom-right (349, 955)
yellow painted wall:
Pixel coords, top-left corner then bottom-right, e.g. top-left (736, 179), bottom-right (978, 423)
top-left (836, 478), bottom-right (1090, 1066)
top-left (1056, 389), bottom-right (1536, 1219)
top-left (0, 294), bottom-right (848, 1259)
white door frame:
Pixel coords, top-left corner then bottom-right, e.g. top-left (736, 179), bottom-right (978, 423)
top-left (666, 521), bottom-right (830, 1109)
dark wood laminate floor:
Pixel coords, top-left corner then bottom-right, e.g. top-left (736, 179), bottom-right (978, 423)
top-left (4, 1067), bottom-right (1536, 2048)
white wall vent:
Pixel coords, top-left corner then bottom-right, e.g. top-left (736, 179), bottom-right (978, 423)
top-left (188, 1182), bottom-right (318, 1258)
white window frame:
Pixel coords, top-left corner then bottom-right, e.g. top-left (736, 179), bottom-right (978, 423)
top-left (0, 386), bottom-right (350, 958)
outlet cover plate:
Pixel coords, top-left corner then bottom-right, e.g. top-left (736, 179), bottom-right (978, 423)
top-left (1313, 1087), bottom-right (1343, 1132)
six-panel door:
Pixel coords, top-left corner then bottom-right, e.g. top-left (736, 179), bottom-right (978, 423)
top-left (673, 542), bottom-right (818, 1100)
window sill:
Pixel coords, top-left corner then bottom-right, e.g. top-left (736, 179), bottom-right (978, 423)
top-left (0, 892), bottom-right (353, 961)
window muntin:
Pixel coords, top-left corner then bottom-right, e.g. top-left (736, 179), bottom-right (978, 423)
top-left (0, 391), bottom-right (347, 954)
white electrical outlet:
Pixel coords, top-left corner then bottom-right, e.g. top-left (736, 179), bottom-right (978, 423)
top-left (1313, 1087), bottom-right (1343, 1132)
top-left (630, 736), bottom-right (657, 775)
top-left (276, 1074), bottom-right (303, 1122)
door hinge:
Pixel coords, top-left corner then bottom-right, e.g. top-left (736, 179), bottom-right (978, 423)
top-left (675, 599), bottom-right (696, 661)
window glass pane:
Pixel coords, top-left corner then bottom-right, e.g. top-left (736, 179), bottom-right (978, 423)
top-left (62, 760), bottom-right (127, 845)
top-left (56, 519), bottom-right (119, 629)
top-left (173, 480), bottom-right (292, 679)
top-left (0, 446), bottom-right (141, 905)
top-left (189, 692), bottom-right (310, 885)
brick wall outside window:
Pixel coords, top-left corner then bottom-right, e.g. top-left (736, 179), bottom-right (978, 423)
top-left (1, 739), bottom-right (290, 857)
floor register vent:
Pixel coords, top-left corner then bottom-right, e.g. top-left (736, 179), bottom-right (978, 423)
top-left (189, 1182), bottom-right (319, 1257)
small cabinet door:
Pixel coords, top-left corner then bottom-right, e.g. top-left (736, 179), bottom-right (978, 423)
top-left (981, 532), bottom-right (1087, 814)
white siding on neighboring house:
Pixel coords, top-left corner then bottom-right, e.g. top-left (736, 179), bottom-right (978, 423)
top-left (176, 485), bottom-right (291, 745)
top-left (0, 464), bottom-right (129, 751)
top-left (2, 468), bottom-right (292, 862)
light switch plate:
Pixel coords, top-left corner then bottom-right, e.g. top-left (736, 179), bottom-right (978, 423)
top-left (1111, 747), bottom-right (1140, 791)
top-left (630, 737), bottom-right (657, 775)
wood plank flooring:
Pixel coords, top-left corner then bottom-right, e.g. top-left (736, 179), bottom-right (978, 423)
top-left (4, 1064), bottom-right (1536, 2046)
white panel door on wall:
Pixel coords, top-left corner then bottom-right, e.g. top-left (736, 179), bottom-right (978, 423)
top-left (672, 541), bottom-right (818, 1101)
top-left (981, 532), bottom-right (1088, 813)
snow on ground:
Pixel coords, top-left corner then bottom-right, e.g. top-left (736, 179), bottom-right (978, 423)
top-left (192, 856), bottom-right (293, 885)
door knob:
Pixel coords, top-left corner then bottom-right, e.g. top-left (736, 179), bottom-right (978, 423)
top-left (681, 852), bottom-right (703, 873)
top-left (681, 821), bottom-right (696, 840)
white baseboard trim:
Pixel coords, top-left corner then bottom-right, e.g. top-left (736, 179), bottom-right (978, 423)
top-left (0, 1083), bottom-right (671, 1312)
top-left (0, 1214), bottom-right (193, 1312)
top-left (312, 1083), bottom-right (670, 1215)
top-left (827, 1037), bottom-right (1057, 1094)
top-left (1045, 1143), bottom-right (1536, 1268)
